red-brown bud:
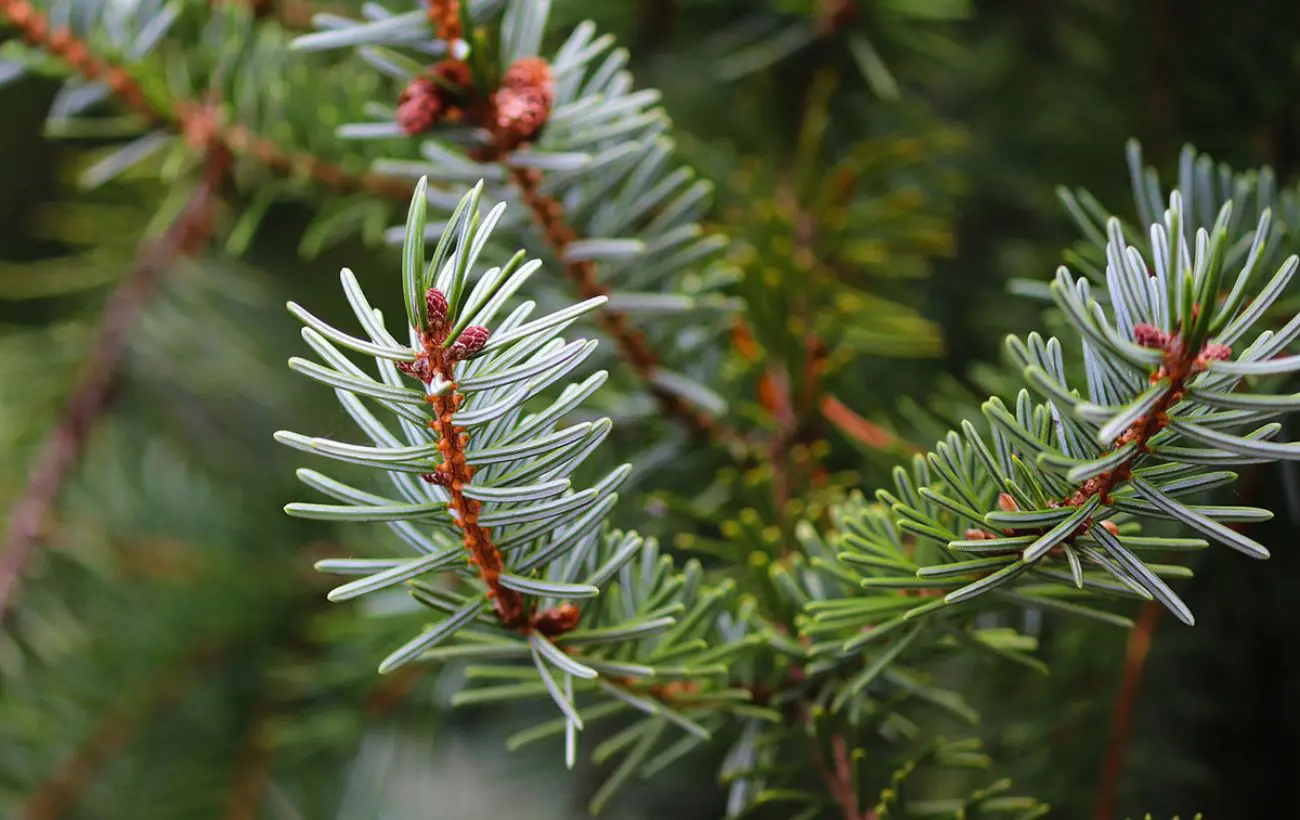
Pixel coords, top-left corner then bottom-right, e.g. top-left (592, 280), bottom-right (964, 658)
top-left (449, 325), bottom-right (490, 360)
top-left (396, 355), bottom-right (434, 384)
top-left (426, 288), bottom-right (449, 325)
top-left (1198, 342), bottom-right (1232, 363)
top-left (964, 528), bottom-right (995, 541)
top-left (1133, 323), bottom-right (1171, 350)
top-left (532, 603), bottom-right (582, 637)
top-left (1101, 520), bottom-right (1120, 537)
top-left (397, 78), bottom-right (442, 135)
top-left (997, 493), bottom-right (1018, 512)
top-left (495, 57), bottom-right (554, 148)
top-left (503, 57), bottom-right (554, 99)
top-left (495, 87), bottom-right (551, 146)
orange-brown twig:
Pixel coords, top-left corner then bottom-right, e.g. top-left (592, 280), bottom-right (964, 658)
top-left (428, 0), bottom-right (462, 42)
top-left (427, 339), bottom-right (527, 627)
top-left (509, 168), bottom-right (723, 441)
top-left (0, 149), bottom-right (229, 618)
top-left (0, 0), bottom-right (413, 200)
top-left (1092, 599), bottom-right (1162, 820)
top-left (399, 303), bottom-right (529, 627)
top-left (820, 394), bottom-right (917, 455)
top-left (1065, 327), bottom-right (1230, 510)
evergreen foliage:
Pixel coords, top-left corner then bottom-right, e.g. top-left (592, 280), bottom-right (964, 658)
top-left (3, 1), bottom-right (1299, 818)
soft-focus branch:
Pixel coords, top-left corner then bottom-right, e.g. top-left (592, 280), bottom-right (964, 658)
top-left (0, 0), bottom-right (413, 199)
top-left (509, 167), bottom-right (728, 443)
top-left (1093, 599), bottom-right (1161, 820)
top-left (0, 151), bottom-right (228, 617)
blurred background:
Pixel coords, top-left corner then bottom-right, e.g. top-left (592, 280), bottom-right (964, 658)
top-left (2, 1), bottom-right (1300, 818)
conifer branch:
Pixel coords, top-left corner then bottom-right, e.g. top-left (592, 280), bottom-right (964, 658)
top-left (1062, 326), bottom-right (1231, 510)
top-left (0, 0), bottom-right (413, 200)
top-left (0, 152), bottom-right (228, 617)
top-left (509, 167), bottom-right (723, 441)
top-left (1093, 599), bottom-right (1161, 820)
top-left (404, 304), bottom-right (528, 628)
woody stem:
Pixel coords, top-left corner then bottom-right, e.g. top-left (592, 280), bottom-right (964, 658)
top-left (423, 337), bottom-right (525, 628)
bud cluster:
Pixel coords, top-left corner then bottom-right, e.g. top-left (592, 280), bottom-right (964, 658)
top-left (395, 52), bottom-right (555, 151)
top-left (494, 57), bottom-right (555, 149)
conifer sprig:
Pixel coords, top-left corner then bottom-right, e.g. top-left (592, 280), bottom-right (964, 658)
top-left (821, 194), bottom-right (1300, 632)
top-left (293, 0), bottom-right (742, 440)
top-left (279, 181), bottom-right (755, 777)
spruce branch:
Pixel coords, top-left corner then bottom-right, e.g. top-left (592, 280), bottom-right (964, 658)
top-left (0, 151), bottom-right (227, 617)
top-left (0, 0), bottom-right (413, 200)
top-left (1093, 599), bottom-right (1161, 820)
top-left (509, 166), bottom-right (723, 441)
top-left (281, 180), bottom-right (760, 788)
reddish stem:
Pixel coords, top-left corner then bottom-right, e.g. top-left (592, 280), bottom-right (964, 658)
top-left (1093, 599), bottom-right (1162, 820)
top-left (507, 168), bottom-right (724, 441)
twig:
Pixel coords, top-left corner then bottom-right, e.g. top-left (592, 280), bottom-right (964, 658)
top-left (0, 150), bottom-right (228, 617)
top-left (509, 167), bottom-right (727, 442)
top-left (806, 721), bottom-right (864, 820)
top-left (1092, 599), bottom-right (1162, 820)
top-left (0, 0), bottom-right (413, 200)
top-left (223, 702), bottom-right (275, 820)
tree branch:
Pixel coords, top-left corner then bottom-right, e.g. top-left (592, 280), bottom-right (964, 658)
top-left (0, 0), bottom-right (413, 200)
top-left (508, 167), bottom-right (728, 443)
top-left (1092, 599), bottom-right (1161, 820)
top-left (0, 150), bottom-right (228, 617)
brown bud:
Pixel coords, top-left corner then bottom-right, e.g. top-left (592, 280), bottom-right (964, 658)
top-left (449, 325), bottom-right (490, 360)
top-left (532, 603), bottom-right (581, 636)
top-left (495, 87), bottom-right (551, 147)
top-left (426, 288), bottom-right (449, 325)
top-left (495, 57), bottom-right (555, 149)
top-left (396, 355), bottom-right (434, 383)
top-left (432, 59), bottom-right (473, 93)
top-left (503, 57), bottom-right (554, 97)
top-left (397, 78), bottom-right (442, 135)
top-left (1133, 323), bottom-right (1171, 350)
top-left (997, 493), bottom-right (1018, 512)
top-left (964, 528), bottom-right (995, 541)
top-left (1198, 341), bottom-right (1232, 364)
top-left (1101, 520), bottom-right (1120, 537)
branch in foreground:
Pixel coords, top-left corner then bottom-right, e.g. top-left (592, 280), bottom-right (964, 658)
top-left (0, 151), bottom-right (227, 617)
